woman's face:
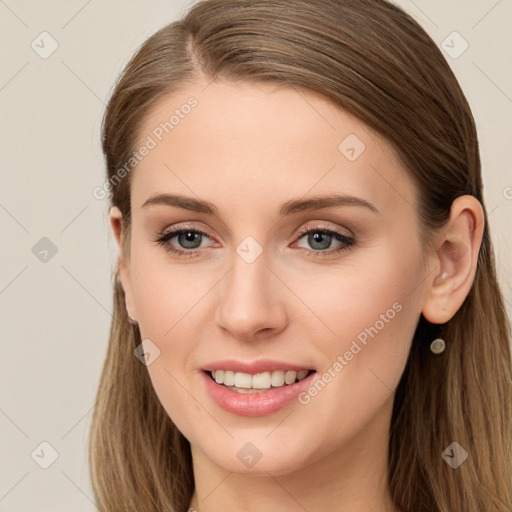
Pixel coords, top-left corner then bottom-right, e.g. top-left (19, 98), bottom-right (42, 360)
top-left (114, 79), bottom-right (431, 475)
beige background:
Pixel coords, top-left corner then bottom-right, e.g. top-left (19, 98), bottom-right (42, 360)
top-left (0, 1), bottom-right (511, 510)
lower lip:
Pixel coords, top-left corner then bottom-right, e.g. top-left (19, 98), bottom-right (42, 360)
top-left (200, 370), bottom-right (317, 417)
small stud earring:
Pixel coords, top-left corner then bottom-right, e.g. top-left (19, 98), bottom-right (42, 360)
top-left (430, 337), bottom-right (445, 354)
top-left (429, 321), bottom-right (446, 354)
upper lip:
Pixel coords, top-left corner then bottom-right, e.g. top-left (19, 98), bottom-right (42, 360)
top-left (202, 359), bottom-right (315, 374)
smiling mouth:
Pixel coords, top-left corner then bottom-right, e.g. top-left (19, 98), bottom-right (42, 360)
top-left (206, 369), bottom-right (316, 393)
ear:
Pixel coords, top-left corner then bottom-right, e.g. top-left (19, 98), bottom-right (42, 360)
top-left (109, 206), bottom-right (137, 323)
top-left (421, 195), bottom-right (484, 324)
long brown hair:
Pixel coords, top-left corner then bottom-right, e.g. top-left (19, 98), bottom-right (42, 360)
top-left (89, 1), bottom-right (512, 510)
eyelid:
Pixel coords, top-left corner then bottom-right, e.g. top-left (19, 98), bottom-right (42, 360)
top-left (295, 221), bottom-right (353, 238)
top-left (159, 223), bottom-right (217, 242)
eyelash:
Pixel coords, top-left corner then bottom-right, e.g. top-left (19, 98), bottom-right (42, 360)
top-left (152, 223), bottom-right (356, 259)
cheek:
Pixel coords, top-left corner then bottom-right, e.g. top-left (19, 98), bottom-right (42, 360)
top-left (144, 360), bottom-right (202, 436)
top-left (298, 240), bottom-right (424, 420)
top-left (128, 246), bottom-right (224, 424)
top-left (130, 243), bottom-right (215, 338)
top-left (129, 256), bottom-right (209, 436)
top-left (284, 233), bottom-right (422, 350)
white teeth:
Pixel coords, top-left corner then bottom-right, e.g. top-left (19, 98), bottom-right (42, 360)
top-left (252, 372), bottom-right (271, 389)
top-left (234, 372), bottom-right (252, 389)
top-left (223, 370), bottom-right (235, 386)
top-left (297, 369), bottom-right (309, 380)
top-left (271, 371), bottom-right (285, 387)
top-left (211, 369), bottom-right (312, 389)
top-left (284, 370), bottom-right (297, 384)
top-left (214, 370), bottom-right (224, 384)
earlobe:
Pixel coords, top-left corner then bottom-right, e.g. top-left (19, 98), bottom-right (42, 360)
top-left (109, 206), bottom-right (138, 323)
top-left (421, 195), bottom-right (484, 324)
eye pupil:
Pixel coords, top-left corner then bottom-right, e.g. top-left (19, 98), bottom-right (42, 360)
top-left (308, 231), bottom-right (331, 250)
top-left (178, 231), bottom-right (202, 249)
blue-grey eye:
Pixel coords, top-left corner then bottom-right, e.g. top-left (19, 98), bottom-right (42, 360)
top-left (176, 231), bottom-right (203, 249)
top-left (307, 231), bottom-right (332, 250)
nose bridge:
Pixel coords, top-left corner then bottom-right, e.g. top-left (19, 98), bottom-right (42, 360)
top-left (214, 240), bottom-right (286, 339)
top-left (232, 244), bottom-right (269, 298)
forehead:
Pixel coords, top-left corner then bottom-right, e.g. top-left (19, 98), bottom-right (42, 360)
top-left (130, 79), bottom-right (417, 219)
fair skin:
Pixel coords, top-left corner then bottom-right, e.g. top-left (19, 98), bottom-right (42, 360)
top-left (110, 79), bottom-right (484, 512)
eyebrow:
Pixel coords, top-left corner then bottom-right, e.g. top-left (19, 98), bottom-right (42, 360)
top-left (141, 193), bottom-right (379, 216)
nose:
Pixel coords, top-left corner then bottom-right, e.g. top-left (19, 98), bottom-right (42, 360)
top-left (214, 248), bottom-right (288, 342)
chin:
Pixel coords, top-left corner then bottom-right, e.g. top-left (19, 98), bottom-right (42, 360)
top-left (200, 439), bottom-right (315, 476)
